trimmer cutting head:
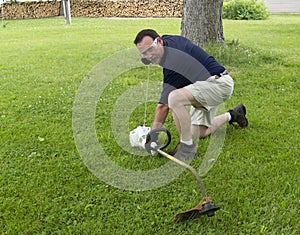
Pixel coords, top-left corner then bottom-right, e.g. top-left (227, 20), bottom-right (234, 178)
top-left (174, 197), bottom-right (220, 222)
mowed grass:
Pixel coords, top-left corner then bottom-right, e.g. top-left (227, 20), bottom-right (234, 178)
top-left (0, 15), bottom-right (299, 234)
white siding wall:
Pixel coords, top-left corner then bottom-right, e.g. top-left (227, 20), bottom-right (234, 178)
top-left (264, 0), bottom-right (300, 13)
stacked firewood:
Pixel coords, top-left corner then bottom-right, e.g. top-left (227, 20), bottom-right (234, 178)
top-left (2, 1), bottom-right (60, 19)
top-left (71, 0), bottom-right (183, 18)
top-left (2, 0), bottom-right (183, 19)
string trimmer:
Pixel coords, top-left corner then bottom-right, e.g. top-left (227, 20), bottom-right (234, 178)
top-left (144, 128), bottom-right (220, 222)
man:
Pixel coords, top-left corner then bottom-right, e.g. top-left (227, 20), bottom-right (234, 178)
top-left (134, 29), bottom-right (248, 159)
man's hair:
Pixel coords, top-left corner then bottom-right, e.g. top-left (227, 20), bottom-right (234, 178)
top-left (133, 29), bottom-right (160, 45)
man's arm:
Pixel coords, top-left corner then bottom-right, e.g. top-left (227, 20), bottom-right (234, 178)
top-left (152, 103), bottom-right (169, 129)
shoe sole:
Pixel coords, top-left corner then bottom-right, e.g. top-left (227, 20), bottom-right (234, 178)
top-left (231, 103), bottom-right (248, 128)
top-left (239, 116), bottom-right (248, 128)
top-left (236, 113), bottom-right (248, 128)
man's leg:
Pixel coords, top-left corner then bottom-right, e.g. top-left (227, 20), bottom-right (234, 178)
top-left (191, 113), bottom-right (230, 138)
top-left (191, 103), bottom-right (248, 138)
top-left (168, 88), bottom-right (201, 159)
top-left (168, 88), bottom-right (201, 142)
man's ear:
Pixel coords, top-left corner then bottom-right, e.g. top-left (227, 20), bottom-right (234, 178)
top-left (157, 37), bottom-right (163, 46)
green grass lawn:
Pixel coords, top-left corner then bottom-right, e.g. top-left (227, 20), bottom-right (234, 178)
top-left (0, 15), bottom-right (299, 234)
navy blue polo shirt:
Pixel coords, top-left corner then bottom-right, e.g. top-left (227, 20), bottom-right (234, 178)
top-left (159, 35), bottom-right (226, 104)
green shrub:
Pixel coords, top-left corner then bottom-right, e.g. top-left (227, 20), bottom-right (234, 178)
top-left (223, 0), bottom-right (269, 20)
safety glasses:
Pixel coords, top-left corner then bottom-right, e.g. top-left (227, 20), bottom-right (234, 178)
top-left (140, 37), bottom-right (158, 58)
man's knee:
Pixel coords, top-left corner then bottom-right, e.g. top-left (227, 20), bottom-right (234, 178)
top-left (168, 90), bottom-right (180, 109)
top-left (191, 125), bottom-right (210, 139)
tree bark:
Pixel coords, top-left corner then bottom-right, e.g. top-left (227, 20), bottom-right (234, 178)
top-left (181, 0), bottom-right (224, 47)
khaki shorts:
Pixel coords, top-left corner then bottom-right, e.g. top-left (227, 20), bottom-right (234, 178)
top-left (185, 74), bottom-right (234, 127)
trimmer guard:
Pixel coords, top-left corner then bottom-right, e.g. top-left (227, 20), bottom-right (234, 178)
top-left (174, 197), bottom-right (220, 222)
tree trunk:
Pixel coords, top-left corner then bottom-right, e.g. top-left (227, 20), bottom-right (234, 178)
top-left (181, 0), bottom-right (224, 47)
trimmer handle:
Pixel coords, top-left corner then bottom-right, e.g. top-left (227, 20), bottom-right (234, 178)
top-left (144, 128), bottom-right (171, 154)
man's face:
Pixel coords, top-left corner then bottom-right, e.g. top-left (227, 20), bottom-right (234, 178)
top-left (136, 36), bottom-right (164, 64)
